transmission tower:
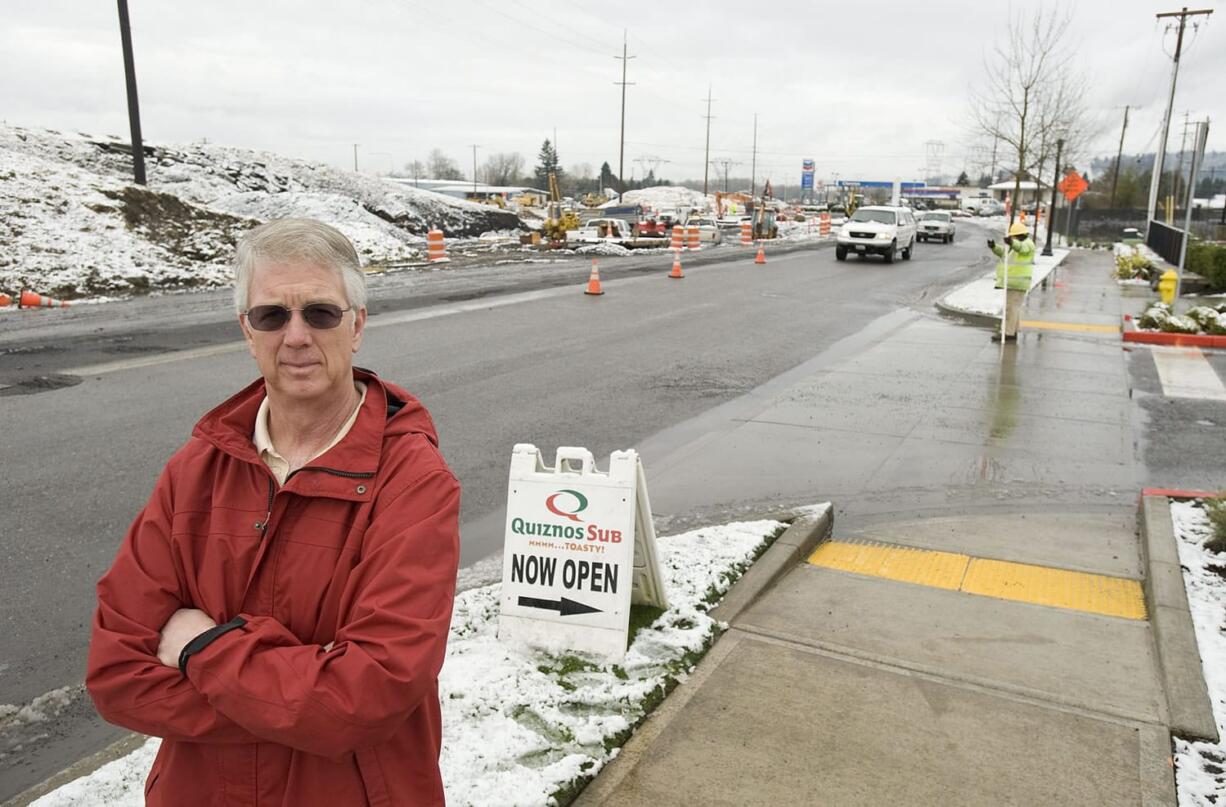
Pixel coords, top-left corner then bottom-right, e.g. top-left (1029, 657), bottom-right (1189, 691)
top-left (925, 140), bottom-right (945, 184)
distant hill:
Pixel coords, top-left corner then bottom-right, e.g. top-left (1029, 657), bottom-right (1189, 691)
top-left (0, 125), bottom-right (522, 299)
top-left (1090, 150), bottom-right (1226, 176)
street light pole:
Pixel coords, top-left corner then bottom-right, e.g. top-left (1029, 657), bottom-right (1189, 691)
top-left (116, 0), bottom-right (146, 185)
top-left (470, 144), bottom-right (480, 192)
top-left (1043, 138), bottom-right (1063, 256)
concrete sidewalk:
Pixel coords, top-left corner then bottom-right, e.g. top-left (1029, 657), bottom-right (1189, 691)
top-left (577, 250), bottom-right (1207, 805)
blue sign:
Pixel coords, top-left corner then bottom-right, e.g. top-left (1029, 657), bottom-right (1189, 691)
top-left (801, 172), bottom-right (814, 190)
top-left (837, 180), bottom-right (926, 190)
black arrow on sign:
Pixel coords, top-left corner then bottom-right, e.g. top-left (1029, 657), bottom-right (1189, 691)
top-left (517, 595), bottom-right (603, 616)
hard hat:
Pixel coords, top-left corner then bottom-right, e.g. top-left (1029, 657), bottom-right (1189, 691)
top-left (1008, 221), bottom-right (1029, 237)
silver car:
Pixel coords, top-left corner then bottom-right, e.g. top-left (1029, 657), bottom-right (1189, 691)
top-left (916, 211), bottom-right (956, 244)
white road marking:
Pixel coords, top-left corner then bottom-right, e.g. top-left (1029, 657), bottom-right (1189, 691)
top-left (1152, 346), bottom-right (1226, 402)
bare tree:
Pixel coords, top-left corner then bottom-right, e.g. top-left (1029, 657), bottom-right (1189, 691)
top-left (480, 152), bottom-right (525, 186)
top-left (403, 159), bottom-right (427, 184)
top-left (426, 149), bottom-right (464, 181)
top-left (567, 163), bottom-right (595, 180)
top-left (968, 7), bottom-right (1090, 223)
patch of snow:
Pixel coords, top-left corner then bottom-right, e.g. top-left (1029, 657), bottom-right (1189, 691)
top-left (1170, 501), bottom-right (1226, 805)
top-left (30, 518), bottom-right (784, 806)
top-left (938, 250), bottom-right (1069, 319)
top-left (575, 242), bottom-right (632, 257)
top-left (29, 738), bottom-right (160, 807)
top-left (0, 685), bottom-right (85, 731)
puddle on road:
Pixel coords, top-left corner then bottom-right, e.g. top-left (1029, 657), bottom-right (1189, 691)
top-left (0, 374), bottom-right (84, 396)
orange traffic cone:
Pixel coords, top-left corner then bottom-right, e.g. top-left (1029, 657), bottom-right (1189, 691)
top-left (584, 259), bottom-right (604, 296)
top-left (669, 250), bottom-right (684, 279)
top-left (754, 242), bottom-right (767, 265)
top-left (0, 293), bottom-right (12, 307)
top-left (18, 290), bottom-right (70, 308)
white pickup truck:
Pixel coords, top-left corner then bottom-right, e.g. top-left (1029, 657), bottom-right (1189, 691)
top-left (565, 218), bottom-right (664, 249)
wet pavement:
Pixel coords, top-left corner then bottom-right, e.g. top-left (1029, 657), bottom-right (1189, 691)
top-left (577, 251), bottom-right (1206, 807)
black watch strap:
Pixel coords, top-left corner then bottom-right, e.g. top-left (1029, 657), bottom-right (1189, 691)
top-left (178, 616), bottom-right (247, 675)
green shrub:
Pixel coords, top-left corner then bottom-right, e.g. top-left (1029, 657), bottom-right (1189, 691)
top-left (1160, 315), bottom-right (1200, 334)
top-left (1138, 302), bottom-right (1171, 330)
top-left (1187, 242), bottom-right (1226, 292)
top-left (1114, 251), bottom-right (1153, 280)
top-left (1204, 495), bottom-right (1226, 554)
top-left (1185, 306), bottom-right (1220, 330)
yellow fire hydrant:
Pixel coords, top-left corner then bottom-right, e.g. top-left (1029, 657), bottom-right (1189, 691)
top-left (1158, 269), bottom-right (1178, 305)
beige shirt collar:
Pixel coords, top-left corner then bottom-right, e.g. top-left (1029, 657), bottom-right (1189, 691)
top-left (253, 382), bottom-right (367, 486)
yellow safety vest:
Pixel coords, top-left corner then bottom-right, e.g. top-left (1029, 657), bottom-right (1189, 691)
top-left (993, 237), bottom-right (1035, 291)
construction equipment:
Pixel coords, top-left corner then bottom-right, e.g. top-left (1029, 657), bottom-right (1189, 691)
top-left (541, 171), bottom-right (579, 242)
top-left (751, 202), bottom-right (778, 240)
top-left (715, 191), bottom-right (750, 220)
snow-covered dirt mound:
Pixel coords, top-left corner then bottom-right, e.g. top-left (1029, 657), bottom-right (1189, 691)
top-left (0, 125), bottom-right (524, 299)
top-left (612, 186), bottom-right (712, 212)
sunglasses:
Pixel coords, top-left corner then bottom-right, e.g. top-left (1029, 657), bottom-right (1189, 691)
top-left (244, 303), bottom-right (351, 332)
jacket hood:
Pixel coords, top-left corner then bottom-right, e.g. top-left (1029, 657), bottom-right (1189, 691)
top-left (191, 368), bottom-right (439, 474)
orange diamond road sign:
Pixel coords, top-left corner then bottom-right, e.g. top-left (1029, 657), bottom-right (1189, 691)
top-left (1058, 171), bottom-right (1088, 202)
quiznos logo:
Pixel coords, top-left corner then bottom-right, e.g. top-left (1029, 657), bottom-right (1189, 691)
top-left (511, 489), bottom-right (623, 543)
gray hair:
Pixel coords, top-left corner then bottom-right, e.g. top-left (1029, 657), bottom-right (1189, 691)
top-left (232, 218), bottom-right (367, 313)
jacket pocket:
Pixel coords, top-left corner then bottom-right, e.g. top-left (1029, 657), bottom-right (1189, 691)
top-left (144, 764), bottom-right (162, 799)
top-left (356, 748), bottom-right (391, 806)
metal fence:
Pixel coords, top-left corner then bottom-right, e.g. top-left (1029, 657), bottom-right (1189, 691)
top-left (1146, 221), bottom-right (1185, 265)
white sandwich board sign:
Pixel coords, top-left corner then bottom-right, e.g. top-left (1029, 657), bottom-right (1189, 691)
top-left (498, 444), bottom-right (668, 658)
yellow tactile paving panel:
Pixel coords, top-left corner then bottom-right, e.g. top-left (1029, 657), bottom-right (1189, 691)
top-left (807, 540), bottom-right (969, 590)
top-left (1020, 320), bottom-right (1121, 334)
top-left (961, 558), bottom-right (1146, 620)
top-left (808, 540), bottom-right (1146, 620)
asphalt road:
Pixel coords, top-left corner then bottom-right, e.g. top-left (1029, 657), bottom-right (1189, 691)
top-left (0, 224), bottom-right (995, 800)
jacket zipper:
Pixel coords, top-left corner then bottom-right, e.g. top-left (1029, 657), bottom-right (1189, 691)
top-left (286, 466), bottom-right (376, 482)
top-left (254, 467), bottom-right (374, 538)
top-left (255, 477), bottom-right (275, 536)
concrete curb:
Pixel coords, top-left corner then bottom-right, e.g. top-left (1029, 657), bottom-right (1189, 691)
top-left (935, 249), bottom-right (1069, 325)
top-left (1123, 328), bottom-right (1226, 349)
top-left (2, 733), bottom-right (145, 807)
top-left (1138, 494), bottom-right (1219, 742)
top-left (934, 294), bottom-right (1000, 328)
top-left (709, 504), bottom-right (833, 626)
top-left (572, 505), bottom-right (834, 806)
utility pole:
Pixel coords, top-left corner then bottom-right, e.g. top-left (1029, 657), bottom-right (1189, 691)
top-left (1175, 120), bottom-right (1209, 305)
top-left (701, 86), bottom-right (715, 196)
top-left (1146, 6), bottom-right (1213, 235)
top-left (710, 158), bottom-right (741, 192)
top-left (353, 144), bottom-right (359, 172)
top-left (116, 0), bottom-right (146, 185)
top-left (750, 113), bottom-right (758, 197)
top-left (470, 144), bottom-right (480, 192)
top-left (1108, 105), bottom-right (1130, 208)
top-left (1043, 138), bottom-right (1063, 257)
top-left (1173, 112), bottom-right (1191, 217)
top-left (614, 30), bottom-right (635, 195)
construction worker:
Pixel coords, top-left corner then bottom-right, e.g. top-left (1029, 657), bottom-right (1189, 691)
top-left (987, 220), bottom-right (1035, 342)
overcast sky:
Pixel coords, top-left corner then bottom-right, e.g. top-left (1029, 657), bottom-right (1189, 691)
top-left (3, 1), bottom-right (1222, 187)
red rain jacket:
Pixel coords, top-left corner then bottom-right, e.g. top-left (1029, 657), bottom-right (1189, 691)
top-left (87, 369), bottom-right (460, 806)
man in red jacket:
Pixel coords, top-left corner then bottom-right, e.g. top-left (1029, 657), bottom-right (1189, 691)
top-left (87, 218), bottom-right (460, 806)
